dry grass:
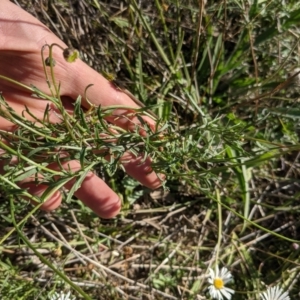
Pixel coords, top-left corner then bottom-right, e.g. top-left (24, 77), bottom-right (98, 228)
top-left (1, 0), bottom-right (300, 299)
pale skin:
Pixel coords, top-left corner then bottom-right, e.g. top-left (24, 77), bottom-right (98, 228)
top-left (0, 1), bottom-right (163, 218)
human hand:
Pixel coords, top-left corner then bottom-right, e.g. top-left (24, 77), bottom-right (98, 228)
top-left (0, 1), bottom-right (163, 218)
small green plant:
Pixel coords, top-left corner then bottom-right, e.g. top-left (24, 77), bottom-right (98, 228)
top-left (1, 0), bottom-right (300, 299)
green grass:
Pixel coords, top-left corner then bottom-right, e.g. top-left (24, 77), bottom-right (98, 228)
top-left (1, 0), bottom-right (300, 299)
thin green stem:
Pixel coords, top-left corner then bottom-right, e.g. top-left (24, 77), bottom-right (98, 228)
top-left (215, 188), bottom-right (222, 265)
top-left (9, 197), bottom-right (92, 300)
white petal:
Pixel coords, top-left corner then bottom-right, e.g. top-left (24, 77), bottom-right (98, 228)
top-left (260, 291), bottom-right (266, 300)
top-left (259, 286), bottom-right (290, 300)
top-left (209, 268), bottom-right (216, 279)
top-left (215, 265), bottom-right (220, 277)
top-left (220, 287), bottom-right (235, 300)
top-left (208, 285), bottom-right (223, 300)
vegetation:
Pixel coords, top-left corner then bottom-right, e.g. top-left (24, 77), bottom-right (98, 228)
top-left (1, 0), bottom-right (300, 299)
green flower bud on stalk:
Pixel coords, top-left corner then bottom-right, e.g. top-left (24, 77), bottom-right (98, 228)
top-left (44, 57), bottom-right (56, 67)
top-left (63, 48), bottom-right (80, 63)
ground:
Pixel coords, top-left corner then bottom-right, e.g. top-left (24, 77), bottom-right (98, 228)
top-left (1, 1), bottom-right (300, 299)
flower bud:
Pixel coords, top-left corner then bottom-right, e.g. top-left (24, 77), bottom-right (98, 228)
top-left (63, 48), bottom-right (80, 63)
top-left (45, 57), bottom-right (56, 67)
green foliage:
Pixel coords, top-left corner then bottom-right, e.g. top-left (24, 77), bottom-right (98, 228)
top-left (1, 0), bottom-right (300, 299)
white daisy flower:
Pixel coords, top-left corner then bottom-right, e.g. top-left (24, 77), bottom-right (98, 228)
top-left (207, 266), bottom-right (235, 300)
top-left (49, 291), bottom-right (76, 300)
top-left (260, 286), bottom-right (290, 300)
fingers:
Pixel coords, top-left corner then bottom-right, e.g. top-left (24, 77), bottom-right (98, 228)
top-left (121, 153), bottom-right (164, 189)
top-left (62, 164), bottom-right (121, 219)
top-left (16, 153), bottom-right (162, 217)
top-left (60, 62), bottom-right (165, 189)
top-left (19, 160), bottom-right (121, 219)
top-left (20, 182), bottom-right (62, 211)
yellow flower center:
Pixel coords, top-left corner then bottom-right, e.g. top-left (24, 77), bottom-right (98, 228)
top-left (214, 278), bottom-right (224, 289)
